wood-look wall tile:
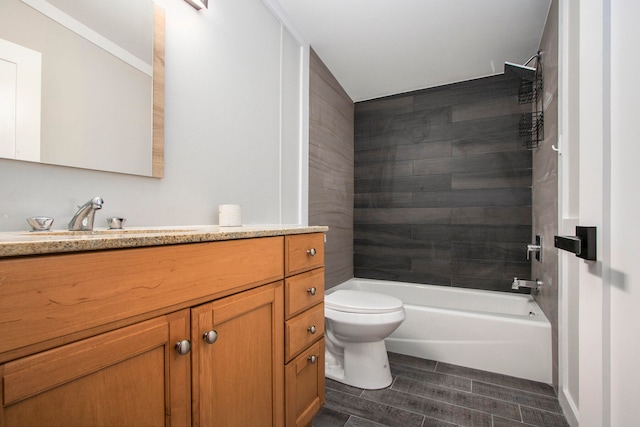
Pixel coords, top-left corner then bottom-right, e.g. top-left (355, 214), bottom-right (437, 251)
top-left (354, 207), bottom-right (452, 225)
top-left (451, 207), bottom-right (532, 226)
top-left (452, 169), bottom-right (532, 190)
top-left (355, 174), bottom-right (451, 194)
top-left (452, 137), bottom-right (525, 156)
top-left (450, 224), bottom-right (531, 243)
top-left (452, 241), bottom-right (527, 262)
top-left (354, 74), bottom-right (532, 292)
top-left (451, 259), bottom-right (531, 280)
top-left (355, 160), bottom-right (413, 180)
top-left (356, 108), bottom-right (451, 138)
top-left (354, 253), bottom-right (412, 271)
top-left (354, 269), bottom-right (452, 286)
top-left (355, 95), bottom-right (414, 119)
top-left (355, 140), bottom-right (452, 163)
top-left (411, 258), bottom-right (452, 275)
top-left (309, 49), bottom-right (354, 288)
top-left (414, 151), bottom-right (531, 176)
top-left (354, 239), bottom-right (451, 259)
top-left (450, 275), bottom-right (516, 292)
top-left (354, 223), bottom-right (413, 241)
top-left (355, 192), bottom-right (413, 208)
top-left (451, 96), bottom-right (529, 122)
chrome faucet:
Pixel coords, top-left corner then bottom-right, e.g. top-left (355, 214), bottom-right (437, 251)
top-left (512, 277), bottom-right (542, 292)
top-left (68, 197), bottom-right (104, 231)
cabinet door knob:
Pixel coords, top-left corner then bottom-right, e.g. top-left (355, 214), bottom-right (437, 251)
top-left (307, 325), bottom-right (316, 334)
top-left (175, 340), bottom-right (191, 355)
top-left (307, 287), bottom-right (317, 296)
top-left (203, 330), bottom-right (218, 344)
top-left (308, 355), bottom-right (317, 364)
top-left (306, 248), bottom-right (317, 257)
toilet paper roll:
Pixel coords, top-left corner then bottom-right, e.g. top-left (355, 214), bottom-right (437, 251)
top-left (219, 204), bottom-right (242, 227)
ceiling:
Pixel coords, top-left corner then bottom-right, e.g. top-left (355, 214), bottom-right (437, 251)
top-left (275, 0), bottom-right (552, 102)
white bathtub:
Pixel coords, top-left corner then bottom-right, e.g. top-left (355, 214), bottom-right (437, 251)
top-left (328, 278), bottom-right (552, 384)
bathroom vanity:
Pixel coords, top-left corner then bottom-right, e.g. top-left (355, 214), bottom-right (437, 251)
top-left (0, 226), bottom-right (326, 427)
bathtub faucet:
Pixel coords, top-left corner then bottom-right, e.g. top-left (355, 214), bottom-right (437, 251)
top-left (512, 277), bottom-right (542, 292)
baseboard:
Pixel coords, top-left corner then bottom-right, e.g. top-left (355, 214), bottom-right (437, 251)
top-left (558, 388), bottom-right (579, 427)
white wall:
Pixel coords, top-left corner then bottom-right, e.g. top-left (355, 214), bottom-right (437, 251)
top-left (0, 0), bottom-right (307, 232)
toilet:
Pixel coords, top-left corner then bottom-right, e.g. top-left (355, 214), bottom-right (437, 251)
top-left (324, 289), bottom-right (406, 389)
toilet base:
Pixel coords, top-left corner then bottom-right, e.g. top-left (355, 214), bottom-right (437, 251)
top-left (325, 340), bottom-right (392, 389)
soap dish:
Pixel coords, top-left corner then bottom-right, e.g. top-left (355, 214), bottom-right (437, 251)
top-left (27, 216), bottom-right (54, 232)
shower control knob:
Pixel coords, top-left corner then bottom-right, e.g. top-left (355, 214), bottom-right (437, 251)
top-left (203, 330), bottom-right (218, 344)
top-left (175, 340), bottom-right (191, 355)
top-left (308, 355), bottom-right (317, 364)
top-left (307, 325), bottom-right (316, 334)
top-left (307, 287), bottom-right (317, 296)
top-left (306, 248), bottom-right (317, 257)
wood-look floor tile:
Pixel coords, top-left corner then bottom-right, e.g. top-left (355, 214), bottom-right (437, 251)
top-left (435, 363), bottom-right (556, 397)
top-left (472, 381), bottom-right (563, 413)
top-left (312, 406), bottom-right (350, 427)
top-left (391, 376), bottom-right (521, 421)
top-left (387, 352), bottom-right (437, 372)
top-left (344, 416), bottom-right (387, 427)
top-left (326, 378), bottom-right (364, 397)
top-left (421, 417), bottom-right (459, 427)
top-left (492, 416), bottom-right (532, 427)
top-left (520, 407), bottom-right (570, 427)
top-left (324, 388), bottom-right (424, 427)
top-left (391, 362), bottom-right (472, 392)
top-left (362, 388), bottom-right (492, 427)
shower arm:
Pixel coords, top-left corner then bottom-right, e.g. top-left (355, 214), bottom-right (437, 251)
top-left (523, 52), bottom-right (541, 67)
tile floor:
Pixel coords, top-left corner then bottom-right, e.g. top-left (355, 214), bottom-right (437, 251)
top-left (312, 352), bottom-right (569, 427)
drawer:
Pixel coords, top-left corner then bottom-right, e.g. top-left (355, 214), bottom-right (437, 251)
top-left (285, 268), bottom-right (324, 320)
top-left (285, 304), bottom-right (324, 362)
top-left (285, 338), bottom-right (325, 427)
top-left (0, 237), bottom-right (284, 358)
top-left (285, 233), bottom-right (324, 276)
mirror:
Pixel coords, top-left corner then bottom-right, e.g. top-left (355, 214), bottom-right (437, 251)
top-left (0, 0), bottom-right (164, 177)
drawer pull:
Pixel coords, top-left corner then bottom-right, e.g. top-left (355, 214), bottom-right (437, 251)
top-left (307, 325), bottom-right (316, 334)
top-left (307, 287), bottom-right (317, 296)
top-left (308, 355), bottom-right (317, 364)
top-left (306, 248), bottom-right (317, 257)
top-left (175, 339), bottom-right (192, 355)
top-left (203, 330), bottom-right (218, 344)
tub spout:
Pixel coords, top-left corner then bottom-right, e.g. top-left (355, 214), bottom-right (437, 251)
top-left (512, 277), bottom-right (542, 292)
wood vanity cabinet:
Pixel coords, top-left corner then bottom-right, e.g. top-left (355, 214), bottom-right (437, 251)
top-left (0, 233), bottom-right (327, 427)
top-left (284, 233), bottom-right (326, 427)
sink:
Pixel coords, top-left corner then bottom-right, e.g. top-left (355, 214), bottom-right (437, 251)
top-left (25, 227), bottom-right (198, 236)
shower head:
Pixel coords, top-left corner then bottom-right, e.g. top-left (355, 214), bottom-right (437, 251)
top-left (504, 52), bottom-right (541, 81)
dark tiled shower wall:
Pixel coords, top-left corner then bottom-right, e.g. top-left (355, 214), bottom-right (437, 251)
top-left (354, 75), bottom-right (533, 292)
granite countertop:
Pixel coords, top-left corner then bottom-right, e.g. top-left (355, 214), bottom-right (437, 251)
top-left (0, 225), bottom-right (328, 258)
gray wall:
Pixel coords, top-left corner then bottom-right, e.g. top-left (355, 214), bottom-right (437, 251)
top-left (308, 50), bottom-right (354, 288)
top-left (533, 0), bottom-right (559, 388)
top-left (354, 75), bottom-right (533, 292)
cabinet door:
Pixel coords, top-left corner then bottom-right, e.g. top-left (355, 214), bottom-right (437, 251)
top-left (0, 311), bottom-right (190, 427)
top-left (191, 281), bottom-right (284, 427)
top-left (285, 338), bottom-right (325, 427)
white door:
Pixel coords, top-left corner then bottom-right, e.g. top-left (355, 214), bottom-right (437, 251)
top-left (560, 1), bottom-right (640, 425)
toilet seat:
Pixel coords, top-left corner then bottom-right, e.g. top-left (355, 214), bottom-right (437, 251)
top-left (325, 290), bottom-right (403, 314)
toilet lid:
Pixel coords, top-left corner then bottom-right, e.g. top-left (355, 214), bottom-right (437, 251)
top-left (325, 290), bottom-right (403, 314)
